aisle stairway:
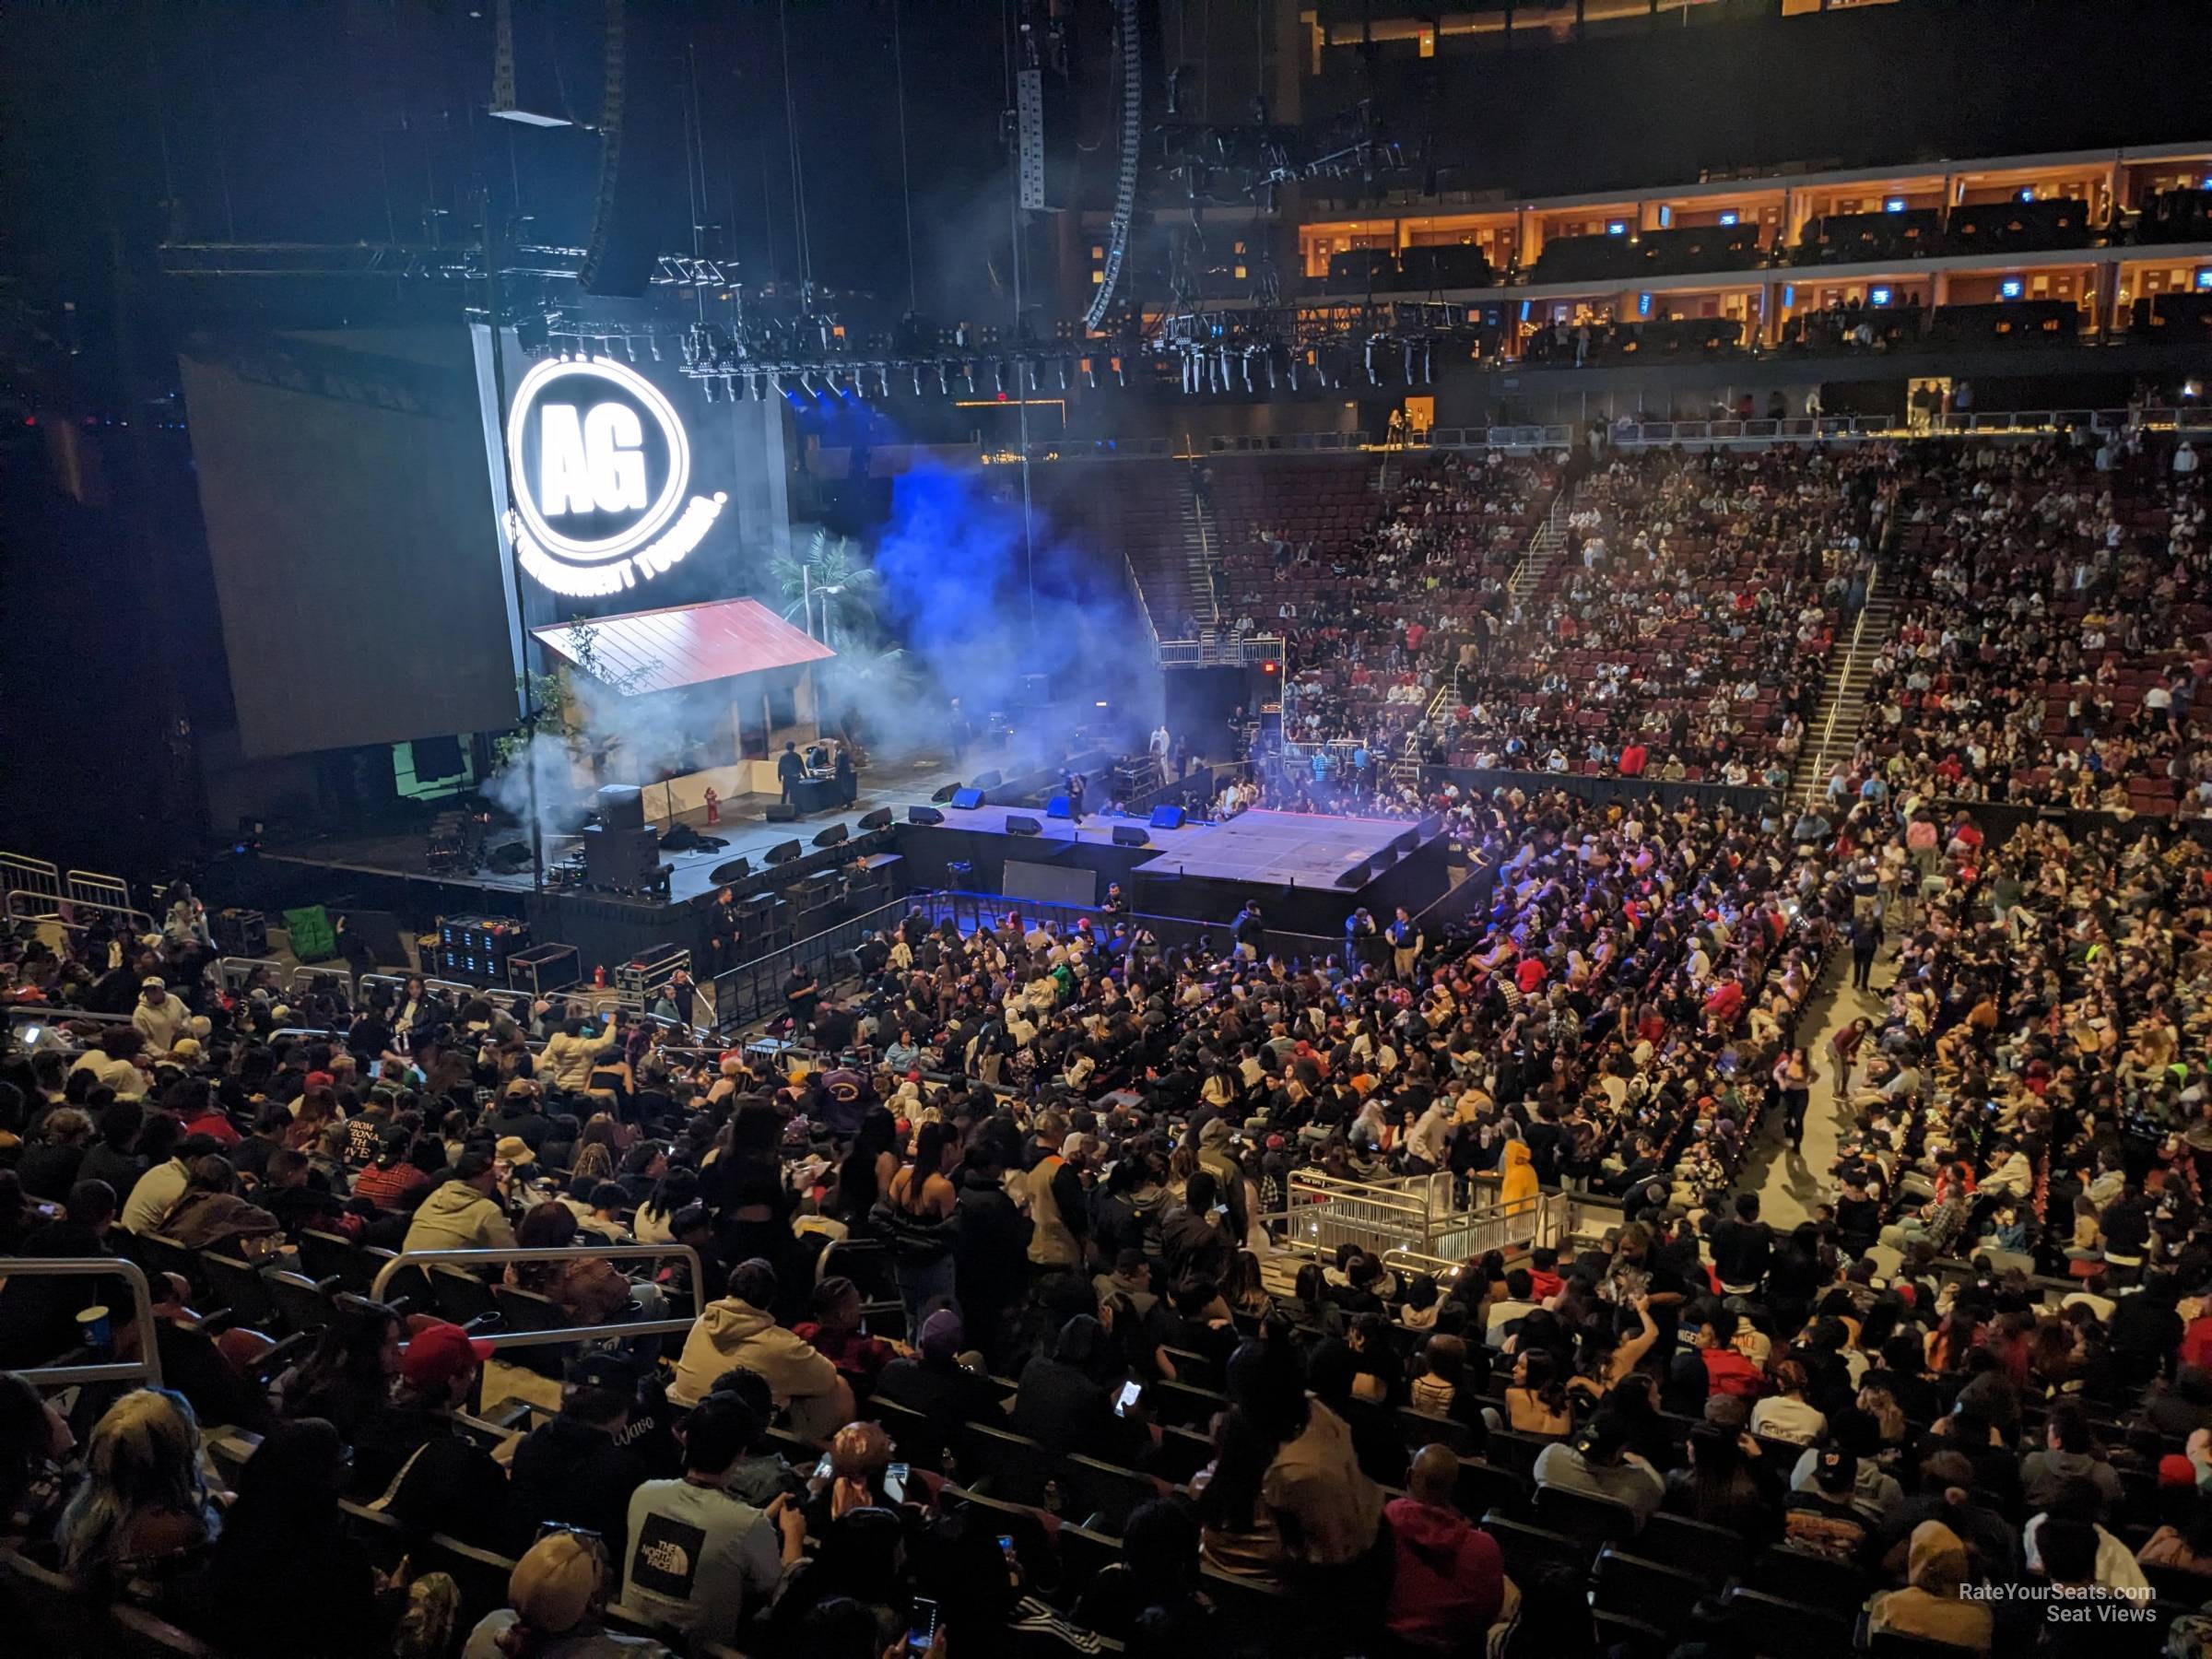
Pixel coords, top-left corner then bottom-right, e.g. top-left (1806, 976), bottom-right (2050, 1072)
top-left (1183, 473), bottom-right (1222, 626)
top-left (1419, 480), bottom-right (1578, 730)
top-left (1790, 573), bottom-right (1896, 806)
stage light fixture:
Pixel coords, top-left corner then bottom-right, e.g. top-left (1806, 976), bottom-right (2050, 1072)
top-left (648, 336), bottom-right (661, 361)
top-left (770, 371), bottom-right (783, 395)
top-left (800, 371), bottom-right (818, 396)
top-left (702, 377), bottom-right (716, 404)
top-left (721, 374), bottom-right (736, 401)
top-left (1402, 342), bottom-right (1416, 382)
top-left (937, 361), bottom-right (951, 395)
top-left (1025, 359), bottom-right (1041, 393)
top-left (962, 362), bottom-right (977, 394)
top-left (993, 359), bottom-right (1008, 395)
top-left (1081, 357), bottom-right (1096, 389)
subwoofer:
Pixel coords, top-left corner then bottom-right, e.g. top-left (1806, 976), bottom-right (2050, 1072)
top-left (764, 802), bottom-right (800, 822)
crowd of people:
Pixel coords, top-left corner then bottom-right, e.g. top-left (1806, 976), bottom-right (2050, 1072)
top-left (1421, 443), bottom-right (1888, 782)
top-left (1827, 429), bottom-right (2212, 818)
top-left (10, 435), bottom-right (2212, 1659)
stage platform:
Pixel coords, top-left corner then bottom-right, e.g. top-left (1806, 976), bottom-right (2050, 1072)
top-left (1132, 809), bottom-right (1412, 886)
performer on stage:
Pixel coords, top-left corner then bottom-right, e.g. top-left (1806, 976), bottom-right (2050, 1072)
top-left (835, 743), bottom-right (857, 806)
top-left (777, 740), bottom-right (806, 807)
top-left (702, 785), bottom-right (720, 826)
top-left (1065, 770), bottom-right (1087, 825)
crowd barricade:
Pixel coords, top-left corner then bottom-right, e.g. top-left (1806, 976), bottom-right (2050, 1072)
top-left (1420, 765), bottom-right (1780, 819)
top-left (4, 1257), bottom-right (165, 1393)
top-left (217, 955), bottom-right (288, 993)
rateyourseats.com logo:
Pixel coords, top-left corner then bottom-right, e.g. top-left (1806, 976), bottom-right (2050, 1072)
top-left (505, 354), bottom-right (725, 598)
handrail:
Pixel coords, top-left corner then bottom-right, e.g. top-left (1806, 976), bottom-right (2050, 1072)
top-left (1802, 570), bottom-right (1879, 805)
top-left (0, 1255), bottom-right (165, 1390)
top-left (370, 1243), bottom-right (706, 1354)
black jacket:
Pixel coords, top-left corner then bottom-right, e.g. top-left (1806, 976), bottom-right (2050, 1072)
top-left (505, 1414), bottom-right (648, 1562)
top-left (1010, 1355), bottom-right (1137, 1462)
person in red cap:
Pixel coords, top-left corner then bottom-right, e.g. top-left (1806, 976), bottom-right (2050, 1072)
top-left (349, 1317), bottom-right (507, 1546)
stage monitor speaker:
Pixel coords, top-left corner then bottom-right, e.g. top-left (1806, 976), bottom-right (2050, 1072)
top-left (1335, 860), bottom-right (1371, 888)
top-left (812, 823), bottom-right (849, 849)
top-left (765, 840), bottom-right (804, 865)
top-left (764, 802), bottom-right (800, 822)
top-left (1046, 794), bottom-right (1072, 818)
top-left (710, 858), bottom-right (752, 883)
top-left (583, 825), bottom-right (660, 888)
top-left (949, 787), bottom-right (984, 810)
top-left (858, 807), bottom-right (893, 831)
top-left (1149, 806), bottom-right (1186, 830)
top-left (1391, 829), bottom-right (1421, 855)
top-left (931, 783), bottom-right (960, 804)
top-left (597, 784), bottom-right (645, 831)
top-left (1006, 815), bottom-right (1043, 836)
top-left (1112, 825), bottom-right (1150, 848)
top-left (907, 806), bottom-right (945, 826)
top-left (970, 770), bottom-right (1004, 791)
top-left (578, 1), bottom-right (686, 297)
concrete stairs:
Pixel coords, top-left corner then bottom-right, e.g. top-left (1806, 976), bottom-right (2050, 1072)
top-left (1791, 578), bottom-right (1896, 806)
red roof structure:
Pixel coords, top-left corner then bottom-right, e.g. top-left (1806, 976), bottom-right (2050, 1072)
top-left (531, 598), bottom-right (835, 696)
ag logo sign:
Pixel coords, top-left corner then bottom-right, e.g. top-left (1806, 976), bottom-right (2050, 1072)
top-left (505, 354), bottom-right (724, 598)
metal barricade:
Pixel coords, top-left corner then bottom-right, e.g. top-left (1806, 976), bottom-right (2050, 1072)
top-left (66, 868), bottom-right (134, 912)
top-left (0, 1255), bottom-right (165, 1390)
top-left (369, 1243), bottom-right (705, 1357)
top-left (1, 851), bottom-right (64, 919)
top-left (218, 956), bottom-right (288, 992)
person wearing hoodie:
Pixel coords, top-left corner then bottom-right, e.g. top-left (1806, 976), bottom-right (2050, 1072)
top-left (1195, 1119), bottom-right (1252, 1241)
top-left (1382, 1444), bottom-right (1507, 1654)
top-left (1496, 1137), bottom-right (1537, 1224)
top-left (400, 1150), bottom-right (517, 1254)
top-left (2019, 1404), bottom-right (2124, 1516)
top-left (669, 1259), bottom-right (853, 1440)
top-left (1865, 1520), bottom-right (1993, 1653)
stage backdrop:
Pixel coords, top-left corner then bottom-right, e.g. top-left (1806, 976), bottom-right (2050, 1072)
top-left (178, 327), bottom-right (522, 759)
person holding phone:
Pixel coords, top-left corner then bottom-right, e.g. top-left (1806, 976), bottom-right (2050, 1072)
top-left (621, 1395), bottom-right (806, 1643)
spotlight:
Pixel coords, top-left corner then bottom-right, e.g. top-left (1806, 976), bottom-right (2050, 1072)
top-left (1025, 359), bottom-right (1041, 394)
top-left (1111, 355), bottom-right (1125, 387)
top-left (1240, 349), bottom-right (1253, 394)
top-left (993, 359), bottom-right (1008, 395)
top-left (1081, 357), bottom-right (1096, 389)
top-left (800, 371), bottom-right (818, 396)
top-left (913, 364), bottom-right (925, 396)
top-left (937, 361), bottom-right (951, 395)
top-left (1058, 357), bottom-right (1072, 390)
top-left (962, 361), bottom-right (977, 394)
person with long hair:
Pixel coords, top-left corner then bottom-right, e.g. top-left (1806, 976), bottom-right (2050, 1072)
top-left (1224, 1250), bottom-right (1275, 1321)
top-left (877, 1121), bottom-right (959, 1330)
top-left (181, 1418), bottom-right (397, 1658)
top-left (1289, 1262), bottom-right (1346, 1336)
top-left (277, 1299), bottom-right (404, 1442)
top-left (507, 1203), bottom-right (634, 1326)
top-left (1661, 1423), bottom-right (1774, 1541)
top-left (1749, 1359), bottom-right (1829, 1446)
top-left (56, 1388), bottom-right (218, 1595)
top-left (1504, 1349), bottom-right (1574, 1437)
top-left (633, 1167), bottom-right (700, 1245)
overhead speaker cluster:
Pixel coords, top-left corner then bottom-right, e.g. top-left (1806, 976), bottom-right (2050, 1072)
top-left (579, 1), bottom-right (686, 297)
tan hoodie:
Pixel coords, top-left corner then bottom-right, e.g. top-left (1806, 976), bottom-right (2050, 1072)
top-left (670, 1296), bottom-right (841, 1434)
top-left (1867, 1521), bottom-right (1993, 1653)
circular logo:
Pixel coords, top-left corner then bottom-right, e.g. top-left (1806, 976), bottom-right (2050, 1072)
top-left (508, 354), bottom-right (691, 565)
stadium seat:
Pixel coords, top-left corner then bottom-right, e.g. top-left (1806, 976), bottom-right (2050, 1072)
top-left (1533, 1483), bottom-right (1642, 1551)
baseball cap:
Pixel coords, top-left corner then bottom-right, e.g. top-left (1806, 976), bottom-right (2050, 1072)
top-left (507, 1532), bottom-right (603, 1634)
top-left (495, 1135), bottom-right (536, 1167)
top-left (304, 1070), bottom-right (335, 1090)
top-left (1814, 1445), bottom-right (1859, 1494)
top-left (141, 976), bottom-right (166, 991)
top-left (400, 1319), bottom-right (492, 1390)
top-left (918, 1308), bottom-right (965, 1363)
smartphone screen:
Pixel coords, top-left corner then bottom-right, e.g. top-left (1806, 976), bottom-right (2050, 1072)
top-left (884, 1462), bottom-right (908, 1504)
top-left (1114, 1381), bottom-right (1143, 1418)
top-left (813, 1453), bottom-right (835, 1482)
top-left (997, 1533), bottom-right (1018, 1571)
top-left (906, 1596), bottom-right (938, 1653)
